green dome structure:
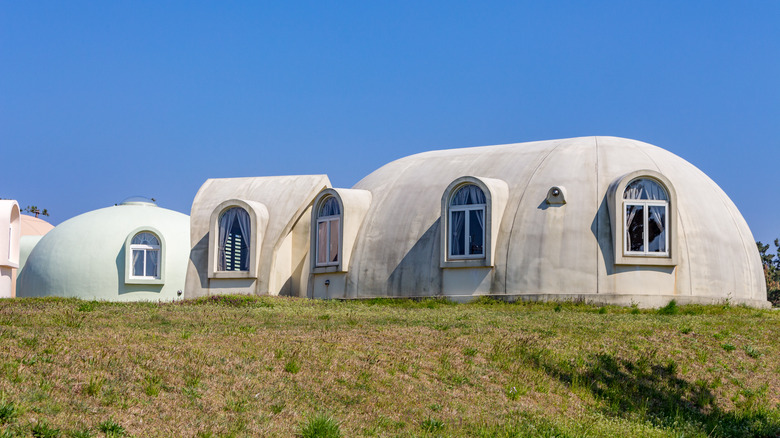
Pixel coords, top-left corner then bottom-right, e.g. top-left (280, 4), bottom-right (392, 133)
top-left (17, 198), bottom-right (190, 301)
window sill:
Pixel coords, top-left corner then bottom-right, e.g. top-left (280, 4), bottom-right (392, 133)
top-left (125, 278), bottom-right (164, 285)
top-left (441, 258), bottom-right (493, 269)
top-left (615, 253), bottom-right (677, 267)
top-left (209, 270), bottom-right (257, 279)
top-left (312, 265), bottom-right (344, 274)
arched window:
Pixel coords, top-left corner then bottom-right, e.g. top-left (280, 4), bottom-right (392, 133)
top-left (218, 207), bottom-right (251, 271)
top-left (448, 185), bottom-right (486, 259)
top-left (623, 178), bottom-right (669, 256)
top-left (316, 197), bottom-right (341, 267)
top-left (130, 232), bottom-right (161, 279)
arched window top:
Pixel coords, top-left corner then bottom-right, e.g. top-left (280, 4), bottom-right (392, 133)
top-left (623, 178), bottom-right (668, 201)
top-left (220, 206), bottom-right (249, 222)
top-left (319, 197), bottom-right (341, 217)
top-left (131, 232), bottom-right (160, 246)
top-left (450, 185), bottom-right (486, 206)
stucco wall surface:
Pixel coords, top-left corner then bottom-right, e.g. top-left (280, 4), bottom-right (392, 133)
top-left (339, 136), bottom-right (767, 307)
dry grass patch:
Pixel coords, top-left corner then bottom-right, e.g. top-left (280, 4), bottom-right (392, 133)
top-left (0, 297), bottom-right (776, 437)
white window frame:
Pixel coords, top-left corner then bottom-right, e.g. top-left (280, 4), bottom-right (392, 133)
top-left (448, 200), bottom-right (486, 260)
top-left (124, 227), bottom-right (166, 285)
top-left (607, 170), bottom-right (678, 267)
top-left (623, 199), bottom-right (669, 257)
top-left (129, 233), bottom-right (161, 279)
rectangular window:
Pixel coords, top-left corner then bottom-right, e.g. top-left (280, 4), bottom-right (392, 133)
top-left (133, 249), bottom-right (145, 277)
top-left (468, 209), bottom-right (484, 255)
top-left (625, 204), bottom-right (645, 253)
top-left (317, 221), bottom-right (328, 265)
top-left (647, 205), bottom-right (667, 253)
top-left (450, 210), bottom-right (465, 256)
top-left (625, 202), bottom-right (668, 256)
top-left (329, 218), bottom-right (339, 263)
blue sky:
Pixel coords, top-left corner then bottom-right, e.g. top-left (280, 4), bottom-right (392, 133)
top-left (2, 2), bottom-right (779, 245)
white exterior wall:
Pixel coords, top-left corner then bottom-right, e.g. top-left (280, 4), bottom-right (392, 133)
top-left (0, 201), bottom-right (21, 299)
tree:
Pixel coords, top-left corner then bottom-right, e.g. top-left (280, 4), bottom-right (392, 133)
top-left (23, 206), bottom-right (49, 218)
top-left (756, 240), bottom-right (780, 306)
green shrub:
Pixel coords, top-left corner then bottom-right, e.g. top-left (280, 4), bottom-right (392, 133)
top-left (83, 377), bottom-right (103, 396)
top-left (284, 358), bottom-right (300, 374)
top-left (0, 401), bottom-right (17, 425)
top-left (77, 301), bottom-right (98, 312)
top-left (30, 421), bottom-right (61, 438)
top-left (97, 419), bottom-right (125, 437)
top-left (68, 429), bottom-right (93, 438)
top-left (658, 300), bottom-right (679, 315)
top-left (421, 417), bottom-right (445, 433)
top-left (744, 345), bottom-right (763, 358)
top-left (299, 414), bottom-right (341, 438)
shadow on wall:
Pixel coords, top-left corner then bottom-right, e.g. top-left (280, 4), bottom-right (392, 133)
top-left (386, 218), bottom-right (443, 297)
top-left (191, 234), bottom-right (209, 289)
top-left (591, 194), bottom-right (615, 275)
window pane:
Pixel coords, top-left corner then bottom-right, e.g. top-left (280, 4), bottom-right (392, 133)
top-left (317, 221), bottom-right (328, 265)
top-left (450, 210), bottom-right (465, 256)
top-left (626, 205), bottom-right (645, 252)
top-left (132, 249), bottom-right (145, 277)
top-left (468, 209), bottom-right (484, 255)
top-left (329, 219), bottom-right (339, 263)
top-left (648, 205), bottom-right (666, 253)
top-left (146, 249), bottom-right (159, 278)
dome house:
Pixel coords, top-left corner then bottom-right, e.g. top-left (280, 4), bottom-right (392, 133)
top-left (18, 197), bottom-right (190, 301)
top-left (307, 136), bottom-right (768, 308)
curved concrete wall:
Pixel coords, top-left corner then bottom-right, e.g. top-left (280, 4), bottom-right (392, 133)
top-left (317, 136), bottom-right (768, 307)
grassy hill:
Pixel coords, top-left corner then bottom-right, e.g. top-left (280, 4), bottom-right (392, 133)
top-left (0, 296), bottom-right (778, 437)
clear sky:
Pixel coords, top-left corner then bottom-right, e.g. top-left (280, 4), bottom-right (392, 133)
top-left (2, 2), bottom-right (779, 245)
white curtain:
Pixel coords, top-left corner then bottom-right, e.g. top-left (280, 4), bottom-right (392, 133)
top-left (147, 249), bottom-right (160, 277)
top-left (218, 209), bottom-right (233, 271)
top-left (649, 206), bottom-right (666, 252)
top-left (317, 221), bottom-right (328, 265)
top-left (451, 210), bottom-right (465, 255)
top-left (625, 205), bottom-right (642, 251)
top-left (471, 209), bottom-right (484, 255)
top-left (132, 249), bottom-right (144, 276)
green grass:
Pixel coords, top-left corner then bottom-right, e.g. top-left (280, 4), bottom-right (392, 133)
top-left (299, 413), bottom-right (341, 438)
top-left (0, 296), bottom-right (777, 436)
